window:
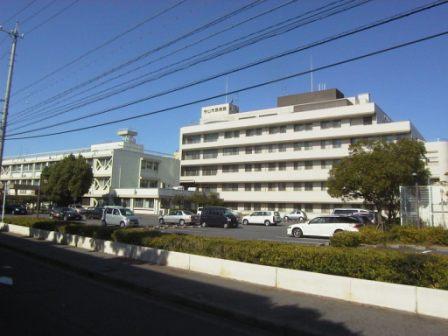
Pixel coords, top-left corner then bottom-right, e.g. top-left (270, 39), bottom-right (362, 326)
top-left (268, 162), bottom-right (276, 171)
top-left (222, 183), bottom-right (238, 191)
top-left (183, 135), bottom-right (201, 144)
top-left (254, 163), bottom-right (262, 171)
top-left (321, 120), bottom-right (340, 129)
top-left (268, 183), bottom-right (276, 191)
top-left (268, 204), bottom-right (275, 211)
top-left (278, 144), bottom-right (286, 152)
top-left (245, 164), bottom-right (252, 172)
top-left (294, 142), bottom-right (311, 151)
top-left (244, 203), bottom-right (251, 211)
top-left (269, 126), bottom-right (279, 134)
top-left (254, 183), bottom-right (261, 191)
top-left (278, 183), bottom-right (286, 191)
top-left (363, 116), bottom-right (372, 125)
top-left (294, 161), bottom-right (302, 170)
top-left (305, 204), bottom-right (313, 212)
top-left (279, 125), bottom-right (287, 133)
top-left (245, 147), bottom-right (253, 154)
top-left (305, 161), bottom-right (313, 170)
top-left (204, 133), bottom-right (219, 143)
top-left (321, 160), bottom-right (330, 169)
top-left (294, 123), bottom-right (312, 132)
top-left (245, 183), bottom-right (252, 191)
top-left (254, 203), bottom-right (261, 211)
top-left (202, 167), bottom-right (217, 176)
top-left (224, 130), bottom-right (239, 139)
top-left (332, 139), bottom-right (342, 148)
top-left (246, 128), bottom-right (262, 136)
top-left (183, 151), bottom-right (200, 160)
top-left (320, 182), bottom-right (327, 191)
top-left (223, 147), bottom-right (239, 156)
top-left (182, 167), bottom-right (199, 176)
top-left (268, 144), bottom-right (276, 153)
top-left (254, 146), bottom-right (262, 154)
top-left (203, 149), bottom-right (218, 159)
top-left (333, 120), bottom-right (341, 128)
top-left (134, 199), bottom-right (143, 208)
top-left (222, 165), bottom-right (238, 173)
top-left (278, 162), bottom-right (286, 171)
top-left (293, 182), bottom-right (302, 191)
top-left (305, 182), bottom-right (313, 191)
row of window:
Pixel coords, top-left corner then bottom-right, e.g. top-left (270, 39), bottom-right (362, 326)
top-left (181, 160), bottom-right (341, 176)
top-left (133, 198), bottom-right (155, 208)
top-left (182, 117), bottom-right (374, 144)
top-left (181, 134), bottom-right (408, 160)
top-left (196, 181), bottom-right (327, 192)
top-left (222, 202), bottom-right (364, 212)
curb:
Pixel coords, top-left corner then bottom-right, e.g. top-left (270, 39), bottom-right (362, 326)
top-left (0, 234), bottom-right (316, 336)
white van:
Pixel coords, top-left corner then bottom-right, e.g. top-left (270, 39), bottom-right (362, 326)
top-left (102, 206), bottom-right (139, 227)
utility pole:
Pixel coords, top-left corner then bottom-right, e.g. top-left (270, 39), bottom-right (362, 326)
top-left (0, 22), bottom-right (23, 170)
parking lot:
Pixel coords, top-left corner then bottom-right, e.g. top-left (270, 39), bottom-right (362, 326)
top-left (85, 213), bottom-right (328, 245)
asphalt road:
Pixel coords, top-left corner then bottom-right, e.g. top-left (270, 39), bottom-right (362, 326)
top-left (0, 245), bottom-right (271, 336)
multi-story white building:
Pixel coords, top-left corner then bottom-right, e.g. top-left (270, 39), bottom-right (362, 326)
top-left (1, 130), bottom-right (188, 214)
top-left (179, 89), bottom-right (448, 216)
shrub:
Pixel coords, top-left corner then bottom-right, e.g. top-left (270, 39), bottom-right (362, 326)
top-left (359, 226), bottom-right (388, 245)
top-left (111, 228), bottom-right (162, 245)
top-left (330, 231), bottom-right (361, 247)
top-left (58, 224), bottom-right (116, 240)
top-left (388, 226), bottom-right (448, 246)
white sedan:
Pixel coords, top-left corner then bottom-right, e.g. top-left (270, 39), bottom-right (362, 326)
top-left (287, 215), bottom-right (363, 238)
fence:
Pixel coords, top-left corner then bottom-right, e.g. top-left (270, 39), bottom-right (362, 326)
top-left (400, 185), bottom-right (448, 228)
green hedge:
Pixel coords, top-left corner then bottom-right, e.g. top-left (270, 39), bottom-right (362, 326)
top-left (4, 218), bottom-right (448, 289)
top-left (331, 226), bottom-right (448, 247)
top-left (58, 224), bottom-right (116, 240)
top-left (330, 231), bottom-right (361, 247)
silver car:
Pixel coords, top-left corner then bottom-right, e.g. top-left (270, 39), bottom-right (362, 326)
top-left (159, 210), bottom-right (199, 225)
top-left (102, 206), bottom-right (139, 227)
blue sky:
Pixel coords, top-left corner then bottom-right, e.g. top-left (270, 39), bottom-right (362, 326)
top-left (0, 0), bottom-right (447, 157)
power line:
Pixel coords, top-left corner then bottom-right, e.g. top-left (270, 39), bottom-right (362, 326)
top-left (11, 0), bottom-right (189, 97)
top-left (10, 0), bottom-right (362, 124)
top-left (12, 0), bottom-right (265, 98)
top-left (8, 0), bottom-right (444, 134)
top-left (1, 0), bottom-right (38, 26)
top-left (19, 0), bottom-right (59, 26)
top-left (14, 0), bottom-right (290, 106)
top-left (7, 29), bottom-right (448, 141)
top-left (8, 0), bottom-right (274, 115)
top-left (25, 0), bottom-right (81, 35)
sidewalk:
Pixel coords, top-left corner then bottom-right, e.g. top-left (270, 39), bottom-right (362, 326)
top-left (1, 232), bottom-right (447, 336)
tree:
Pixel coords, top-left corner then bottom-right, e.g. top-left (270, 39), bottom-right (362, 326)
top-left (41, 155), bottom-right (93, 206)
top-left (188, 191), bottom-right (224, 208)
top-left (327, 139), bottom-right (430, 225)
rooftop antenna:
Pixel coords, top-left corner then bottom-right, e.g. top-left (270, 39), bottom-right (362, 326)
top-left (310, 55), bottom-right (314, 92)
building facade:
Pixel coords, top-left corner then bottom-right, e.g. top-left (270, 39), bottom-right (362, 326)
top-left (179, 89), bottom-right (448, 216)
top-left (0, 130), bottom-right (187, 214)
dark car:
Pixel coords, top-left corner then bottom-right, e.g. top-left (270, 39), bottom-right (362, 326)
top-left (49, 207), bottom-right (83, 221)
top-left (200, 206), bottom-right (239, 228)
top-left (349, 214), bottom-right (374, 225)
top-left (84, 207), bottom-right (104, 220)
top-left (1, 204), bottom-right (27, 215)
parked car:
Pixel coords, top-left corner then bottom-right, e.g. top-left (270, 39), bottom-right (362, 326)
top-left (350, 213), bottom-right (374, 225)
top-left (242, 211), bottom-right (281, 226)
top-left (332, 208), bottom-right (375, 222)
top-left (49, 207), bottom-right (83, 221)
top-left (84, 207), bottom-right (104, 220)
top-left (102, 206), bottom-right (139, 227)
top-left (200, 206), bottom-right (238, 228)
top-left (158, 210), bottom-right (199, 225)
top-left (1, 204), bottom-right (27, 215)
top-left (69, 204), bottom-right (86, 214)
top-left (287, 215), bottom-right (364, 238)
top-left (283, 210), bottom-right (307, 222)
